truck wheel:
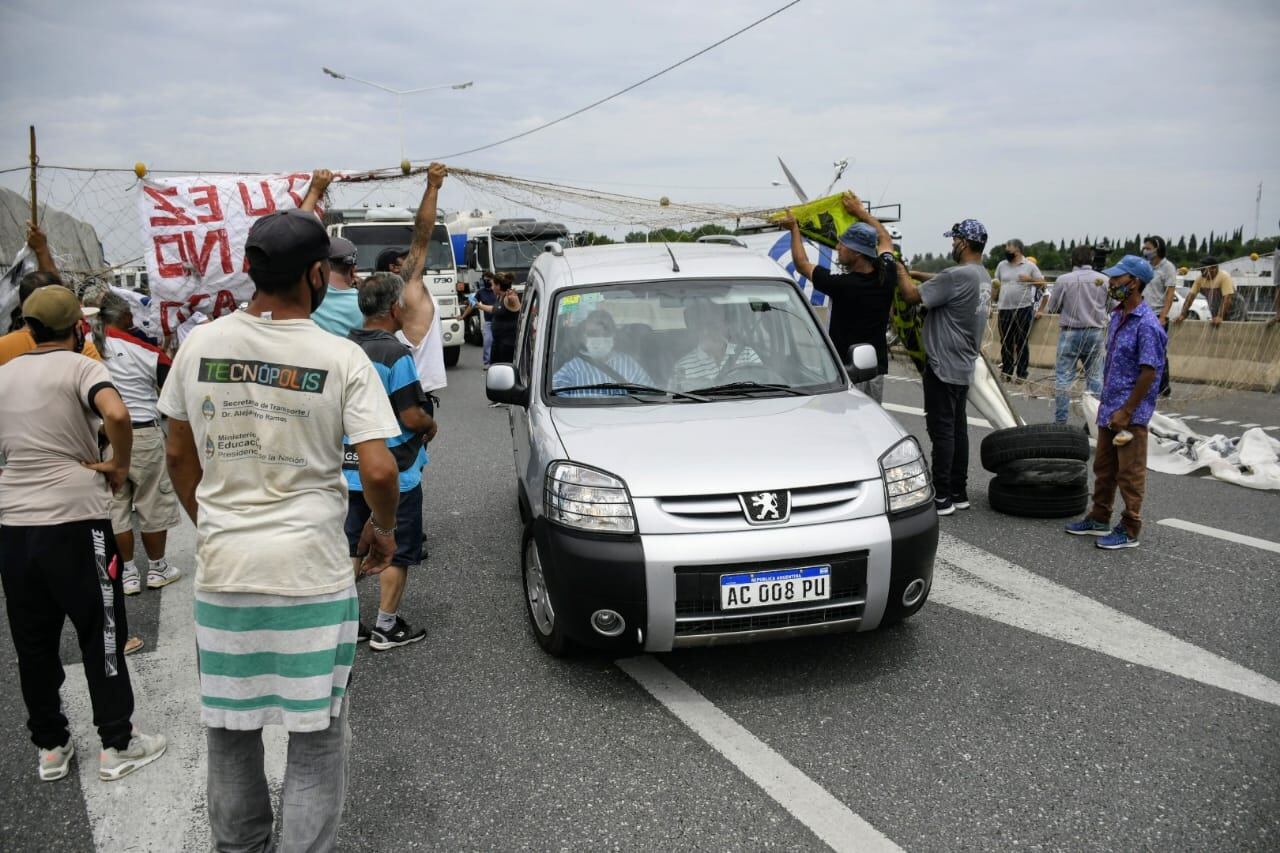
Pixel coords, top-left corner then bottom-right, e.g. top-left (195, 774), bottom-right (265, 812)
top-left (994, 458), bottom-right (1088, 489)
top-left (523, 532), bottom-right (572, 657)
top-left (980, 424), bottom-right (1090, 472)
top-left (443, 346), bottom-right (461, 368)
top-left (987, 477), bottom-right (1089, 518)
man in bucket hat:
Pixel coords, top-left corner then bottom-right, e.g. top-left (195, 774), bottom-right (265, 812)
top-left (779, 190), bottom-right (898, 402)
top-left (894, 218), bottom-right (991, 514)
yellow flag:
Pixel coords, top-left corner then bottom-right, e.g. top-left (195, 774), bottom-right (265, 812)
top-left (768, 193), bottom-right (859, 249)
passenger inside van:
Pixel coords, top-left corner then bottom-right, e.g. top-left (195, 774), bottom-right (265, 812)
top-left (550, 309), bottom-right (654, 397)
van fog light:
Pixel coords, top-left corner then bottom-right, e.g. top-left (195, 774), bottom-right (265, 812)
top-left (902, 578), bottom-right (926, 607)
top-left (591, 609), bottom-right (626, 637)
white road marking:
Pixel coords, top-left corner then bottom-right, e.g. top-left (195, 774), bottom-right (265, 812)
top-left (1197, 416), bottom-right (1220, 423)
top-left (1176, 413), bottom-right (1198, 419)
top-left (881, 402), bottom-right (993, 429)
top-left (1265, 426), bottom-right (1280, 432)
top-left (62, 520), bottom-right (287, 851)
top-left (1219, 420), bottom-right (1238, 426)
top-left (1156, 518), bottom-right (1280, 555)
top-left (1240, 423), bottom-right (1260, 428)
top-left (617, 656), bottom-right (903, 853)
top-left (932, 533), bottom-right (1280, 707)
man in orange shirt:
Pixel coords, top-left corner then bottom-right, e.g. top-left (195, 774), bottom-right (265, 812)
top-left (0, 222), bottom-right (101, 365)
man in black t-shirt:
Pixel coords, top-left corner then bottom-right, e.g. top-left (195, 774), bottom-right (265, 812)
top-left (779, 190), bottom-right (897, 402)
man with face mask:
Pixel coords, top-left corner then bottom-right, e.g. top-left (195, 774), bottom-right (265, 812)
top-left (1066, 255), bottom-right (1165, 550)
top-left (671, 300), bottom-right (761, 390)
top-left (159, 197), bottom-right (403, 848)
top-left (894, 219), bottom-right (990, 515)
top-left (551, 309), bottom-right (654, 397)
top-left (779, 190), bottom-right (897, 403)
top-left (1139, 236), bottom-right (1177, 396)
top-left (992, 239), bottom-right (1045, 383)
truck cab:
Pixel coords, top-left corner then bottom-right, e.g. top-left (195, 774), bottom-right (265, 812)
top-left (465, 219), bottom-right (571, 292)
top-left (324, 207), bottom-right (465, 366)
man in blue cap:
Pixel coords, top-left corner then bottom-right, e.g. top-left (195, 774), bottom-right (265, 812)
top-left (780, 190), bottom-right (897, 402)
top-left (1066, 254), bottom-right (1165, 549)
top-left (894, 218), bottom-right (990, 514)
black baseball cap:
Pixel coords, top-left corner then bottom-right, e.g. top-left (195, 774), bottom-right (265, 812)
top-left (328, 236), bottom-right (358, 265)
top-left (375, 247), bottom-right (408, 272)
top-left (245, 209), bottom-right (331, 278)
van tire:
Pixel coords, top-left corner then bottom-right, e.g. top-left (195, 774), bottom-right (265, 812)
top-left (987, 477), bottom-right (1089, 519)
top-left (994, 458), bottom-right (1089, 489)
top-left (522, 530), bottom-right (573, 657)
top-left (980, 424), bottom-right (1091, 472)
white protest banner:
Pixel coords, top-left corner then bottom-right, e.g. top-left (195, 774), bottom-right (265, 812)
top-left (136, 172), bottom-right (314, 336)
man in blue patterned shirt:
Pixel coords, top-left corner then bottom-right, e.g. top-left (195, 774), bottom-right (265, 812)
top-left (1066, 255), bottom-right (1166, 550)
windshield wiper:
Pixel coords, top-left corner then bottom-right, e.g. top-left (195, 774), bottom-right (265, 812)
top-left (551, 382), bottom-right (708, 402)
top-left (687, 381), bottom-right (805, 397)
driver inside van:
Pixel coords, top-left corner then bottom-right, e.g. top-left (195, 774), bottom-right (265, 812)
top-left (671, 300), bottom-right (760, 389)
top-left (552, 308), bottom-right (653, 397)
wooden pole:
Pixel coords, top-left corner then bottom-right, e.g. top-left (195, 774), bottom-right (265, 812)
top-left (28, 125), bottom-right (38, 225)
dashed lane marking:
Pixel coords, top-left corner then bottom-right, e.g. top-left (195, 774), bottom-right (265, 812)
top-left (618, 656), bottom-right (903, 853)
top-left (1156, 518), bottom-right (1280, 556)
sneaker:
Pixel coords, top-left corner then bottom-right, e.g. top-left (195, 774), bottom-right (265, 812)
top-left (99, 730), bottom-right (167, 781)
top-left (38, 742), bottom-right (74, 782)
top-left (1065, 518), bottom-right (1110, 536)
top-left (122, 566), bottom-right (141, 596)
top-left (369, 617), bottom-right (426, 651)
top-left (951, 493), bottom-right (971, 510)
top-left (934, 497), bottom-right (955, 516)
top-left (357, 622), bottom-right (371, 643)
top-left (1096, 526), bottom-right (1140, 550)
top-left (146, 563), bottom-right (181, 590)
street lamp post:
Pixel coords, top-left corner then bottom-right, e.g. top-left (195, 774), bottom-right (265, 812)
top-left (321, 67), bottom-right (473, 161)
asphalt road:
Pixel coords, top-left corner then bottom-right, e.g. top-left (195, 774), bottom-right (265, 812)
top-left (1, 344), bottom-right (1277, 852)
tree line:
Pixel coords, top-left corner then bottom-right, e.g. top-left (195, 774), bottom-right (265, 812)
top-left (909, 227), bottom-right (1279, 274)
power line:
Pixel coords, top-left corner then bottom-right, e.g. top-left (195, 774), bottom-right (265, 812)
top-left (414, 0), bottom-right (804, 162)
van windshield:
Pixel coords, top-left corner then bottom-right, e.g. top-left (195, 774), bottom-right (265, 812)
top-left (545, 280), bottom-right (845, 403)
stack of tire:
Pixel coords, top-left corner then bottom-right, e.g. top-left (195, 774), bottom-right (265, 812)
top-left (980, 424), bottom-right (1091, 518)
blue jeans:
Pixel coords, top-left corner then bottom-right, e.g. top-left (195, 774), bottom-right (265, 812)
top-left (481, 322), bottom-right (493, 365)
top-left (206, 695), bottom-right (351, 852)
top-left (1054, 327), bottom-right (1104, 423)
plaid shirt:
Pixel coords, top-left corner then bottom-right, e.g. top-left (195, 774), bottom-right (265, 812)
top-left (1098, 302), bottom-right (1166, 428)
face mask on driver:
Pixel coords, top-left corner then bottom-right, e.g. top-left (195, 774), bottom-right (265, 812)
top-left (584, 336), bottom-right (613, 360)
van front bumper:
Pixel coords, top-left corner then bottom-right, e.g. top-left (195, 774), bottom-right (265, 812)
top-left (532, 506), bottom-right (936, 654)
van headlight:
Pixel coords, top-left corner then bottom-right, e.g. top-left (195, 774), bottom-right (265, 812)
top-left (880, 437), bottom-right (932, 513)
top-left (544, 462), bottom-right (636, 534)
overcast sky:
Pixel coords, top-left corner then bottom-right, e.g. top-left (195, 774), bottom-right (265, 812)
top-left (3, 0), bottom-right (1278, 260)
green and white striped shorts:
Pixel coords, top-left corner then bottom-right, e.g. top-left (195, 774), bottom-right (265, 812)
top-left (194, 585), bottom-right (358, 733)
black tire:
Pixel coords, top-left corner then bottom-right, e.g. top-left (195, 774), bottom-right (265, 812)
top-left (465, 314), bottom-right (483, 345)
top-left (994, 458), bottom-right (1088, 489)
top-left (987, 477), bottom-right (1089, 519)
top-left (443, 345), bottom-right (461, 368)
top-left (522, 531), bottom-right (573, 656)
top-left (980, 424), bottom-right (1090, 472)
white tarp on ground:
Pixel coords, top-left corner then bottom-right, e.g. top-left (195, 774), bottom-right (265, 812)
top-left (1081, 393), bottom-right (1280, 491)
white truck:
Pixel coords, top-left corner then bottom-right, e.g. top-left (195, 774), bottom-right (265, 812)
top-left (324, 207), bottom-right (465, 367)
top-left (463, 219), bottom-right (571, 292)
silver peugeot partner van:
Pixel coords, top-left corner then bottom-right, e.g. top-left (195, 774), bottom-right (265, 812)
top-left (486, 242), bottom-right (938, 655)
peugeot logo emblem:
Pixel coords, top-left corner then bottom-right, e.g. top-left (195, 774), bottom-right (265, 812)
top-left (739, 490), bottom-right (791, 525)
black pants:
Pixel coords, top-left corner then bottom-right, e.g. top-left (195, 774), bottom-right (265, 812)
top-left (998, 306), bottom-right (1035, 379)
top-left (923, 366), bottom-right (971, 500)
top-left (0, 520), bottom-right (134, 750)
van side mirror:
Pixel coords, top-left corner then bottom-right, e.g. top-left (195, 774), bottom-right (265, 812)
top-left (845, 344), bottom-right (879, 384)
top-left (464, 242), bottom-right (476, 267)
top-left (486, 364), bottom-right (529, 407)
